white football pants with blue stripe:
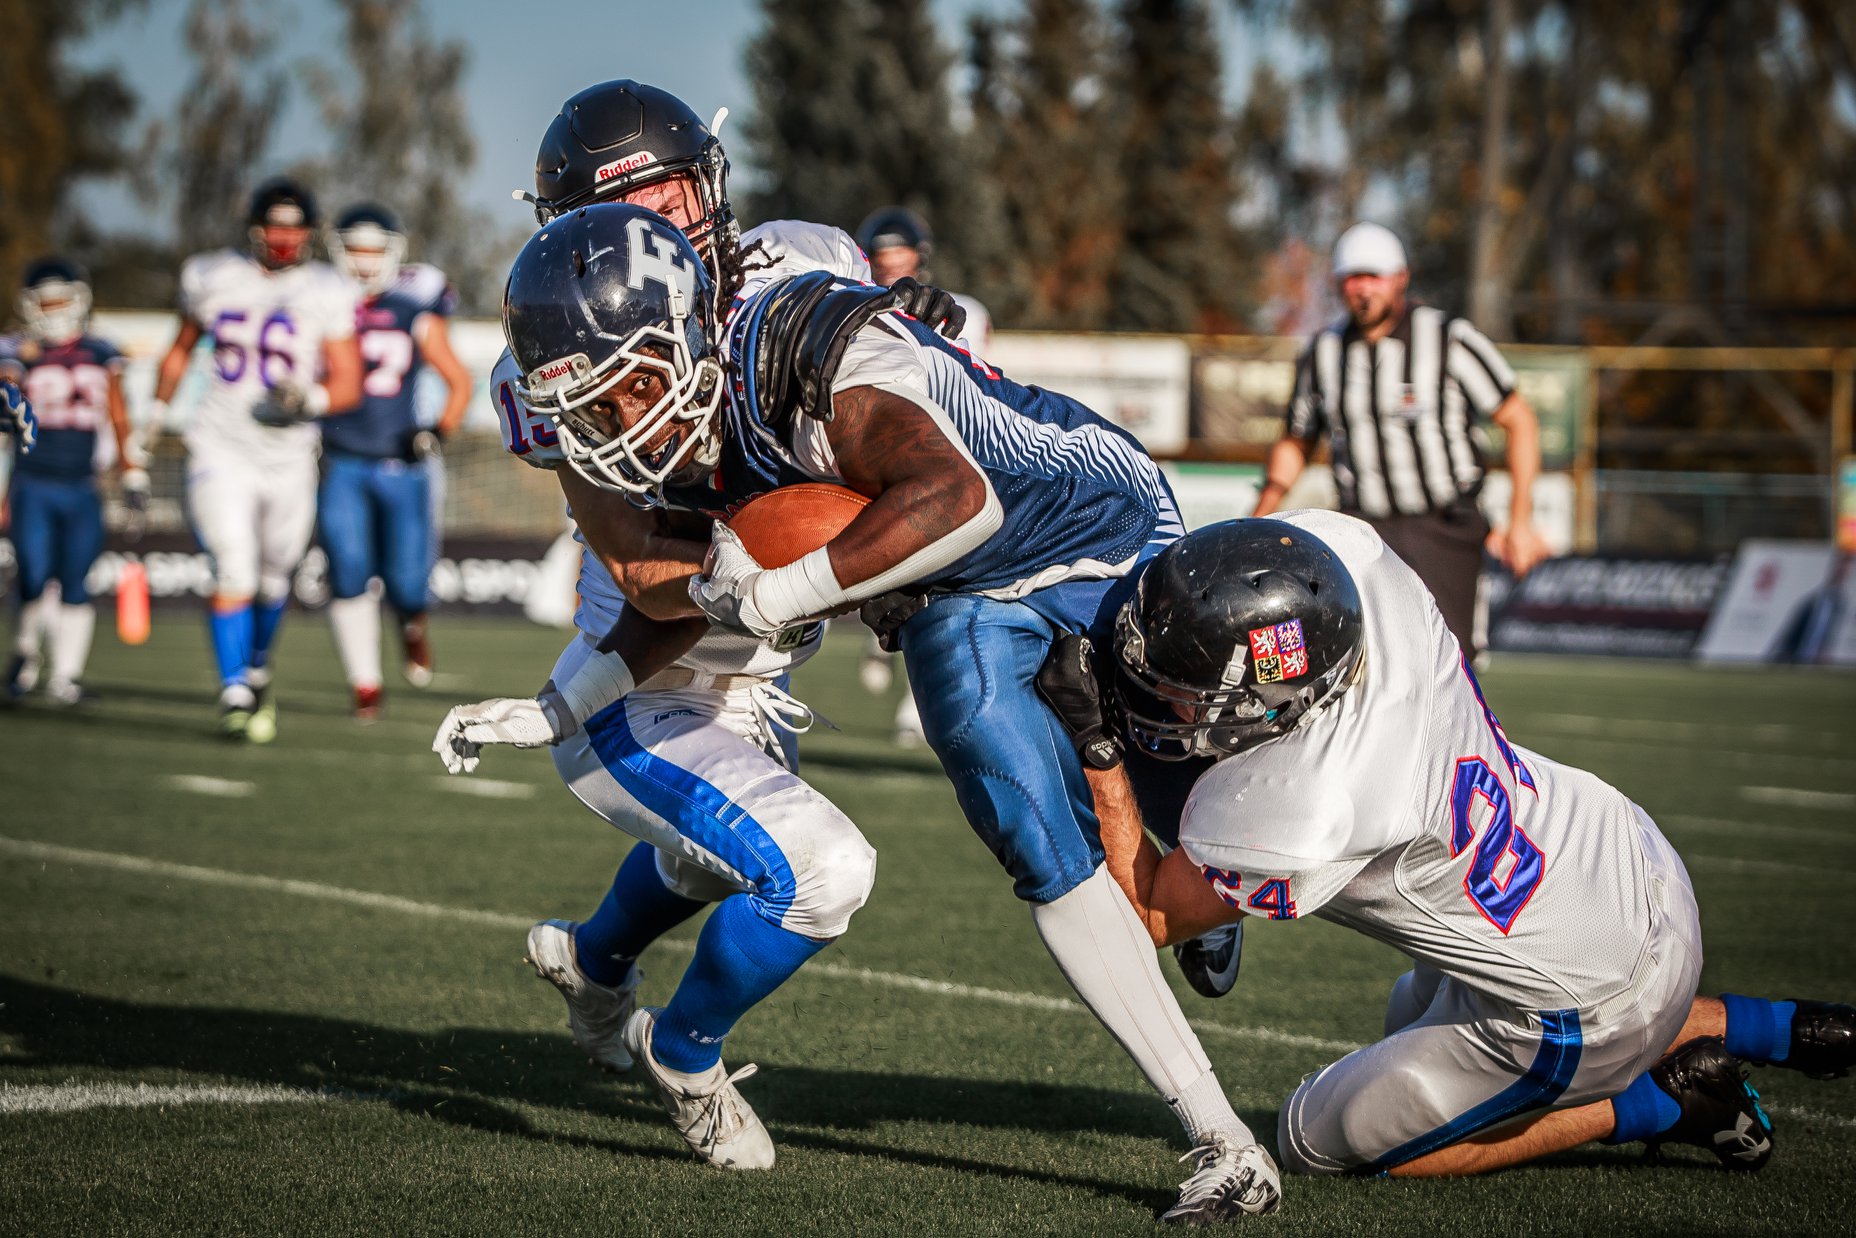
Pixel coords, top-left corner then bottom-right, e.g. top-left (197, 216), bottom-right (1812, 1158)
top-left (546, 635), bottom-right (877, 941)
top-left (1279, 809), bottom-right (1703, 1174)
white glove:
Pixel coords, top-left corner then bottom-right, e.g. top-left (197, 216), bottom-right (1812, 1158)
top-left (432, 694), bottom-right (568, 774)
top-left (688, 522), bottom-right (783, 639)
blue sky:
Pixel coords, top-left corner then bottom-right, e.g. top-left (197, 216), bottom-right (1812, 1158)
top-left (73, 0), bottom-right (1273, 238)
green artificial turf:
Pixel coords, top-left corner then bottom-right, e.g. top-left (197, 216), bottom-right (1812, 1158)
top-left (1, 613), bottom-right (1851, 1235)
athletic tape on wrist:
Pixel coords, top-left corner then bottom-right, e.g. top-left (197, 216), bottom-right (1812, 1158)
top-left (554, 650), bottom-right (636, 731)
top-left (751, 547), bottom-right (847, 628)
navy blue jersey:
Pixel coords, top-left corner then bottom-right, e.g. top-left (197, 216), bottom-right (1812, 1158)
top-left (664, 276), bottom-right (1182, 598)
top-left (0, 333), bottom-right (123, 481)
top-left (321, 264), bottom-right (456, 459)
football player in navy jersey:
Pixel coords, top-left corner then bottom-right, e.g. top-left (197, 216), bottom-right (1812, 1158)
top-left (322, 203), bottom-right (472, 719)
top-left (3, 259), bottom-right (139, 705)
top-left (441, 205), bottom-right (1279, 1222)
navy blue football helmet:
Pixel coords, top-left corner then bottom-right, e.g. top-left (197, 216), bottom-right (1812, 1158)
top-left (502, 203), bottom-right (724, 498)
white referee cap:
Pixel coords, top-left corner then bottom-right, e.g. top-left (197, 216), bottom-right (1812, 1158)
top-left (1331, 222), bottom-right (1407, 278)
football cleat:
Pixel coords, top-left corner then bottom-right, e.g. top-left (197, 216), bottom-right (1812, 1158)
top-left (1648, 1037), bottom-right (1773, 1172)
top-left (524, 919), bottom-right (639, 1072)
top-left (6, 651), bottom-right (41, 698)
top-left (622, 1007), bottom-right (775, 1170)
top-left (354, 684), bottom-right (384, 723)
top-left (1781, 1000), bottom-right (1855, 1080)
top-left (1173, 921), bottom-right (1245, 999)
top-left (402, 617), bottom-right (434, 688)
top-left (245, 684), bottom-right (277, 745)
top-left (43, 679), bottom-right (89, 708)
top-left (1162, 1135), bottom-right (1282, 1225)
top-left (218, 683), bottom-right (256, 738)
top-left (858, 648), bottom-right (892, 694)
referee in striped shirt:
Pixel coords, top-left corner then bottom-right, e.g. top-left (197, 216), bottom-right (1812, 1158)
top-left (1254, 222), bottom-right (1549, 654)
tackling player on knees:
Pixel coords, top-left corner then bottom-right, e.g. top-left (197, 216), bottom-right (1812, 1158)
top-left (1035, 513), bottom-right (1853, 1180)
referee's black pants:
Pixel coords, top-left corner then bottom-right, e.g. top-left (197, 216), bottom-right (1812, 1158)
top-left (1361, 503), bottom-right (1490, 658)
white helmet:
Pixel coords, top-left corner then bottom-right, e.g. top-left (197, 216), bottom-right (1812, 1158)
top-left (18, 257), bottom-right (92, 345)
top-left (1331, 222), bottom-right (1407, 280)
top-left (329, 203), bottom-right (408, 296)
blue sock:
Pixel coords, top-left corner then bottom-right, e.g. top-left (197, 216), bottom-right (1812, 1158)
top-left (575, 842), bottom-right (706, 987)
top-left (1722, 994), bottom-right (1795, 1064)
top-left (1605, 1071), bottom-right (1682, 1144)
top-left (651, 895), bottom-right (828, 1074)
top-left (250, 597), bottom-right (288, 669)
top-left (208, 605), bottom-right (254, 687)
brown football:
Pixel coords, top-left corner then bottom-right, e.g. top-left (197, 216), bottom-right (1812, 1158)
top-left (726, 484), bottom-right (872, 569)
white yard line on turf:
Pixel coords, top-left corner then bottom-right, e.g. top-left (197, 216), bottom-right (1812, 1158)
top-left (163, 774), bottom-right (256, 798)
top-left (1528, 714), bottom-right (1835, 748)
top-left (1741, 786), bottom-right (1856, 812)
top-left (1660, 815), bottom-right (1852, 845)
top-left (0, 836), bottom-right (1358, 1056)
top-left (431, 777), bottom-right (537, 800)
top-left (0, 1081), bottom-right (331, 1115)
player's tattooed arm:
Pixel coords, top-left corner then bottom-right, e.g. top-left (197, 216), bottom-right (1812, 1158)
top-left (821, 383), bottom-right (999, 589)
top-left (1088, 765), bottom-right (1244, 949)
top-left (558, 469), bottom-right (709, 621)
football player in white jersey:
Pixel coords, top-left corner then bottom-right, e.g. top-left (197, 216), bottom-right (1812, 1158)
top-left (436, 81), bottom-right (905, 1171)
top-left (1035, 512), bottom-right (1854, 1180)
top-left (150, 178), bottom-right (363, 740)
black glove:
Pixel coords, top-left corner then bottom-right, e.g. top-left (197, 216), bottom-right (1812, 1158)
top-left (859, 589), bottom-right (931, 653)
top-left (889, 277), bottom-right (968, 342)
top-left (1036, 632), bottom-right (1123, 770)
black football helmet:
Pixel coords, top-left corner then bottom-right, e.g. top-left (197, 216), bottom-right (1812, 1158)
top-left (329, 202), bottom-right (407, 295)
top-left (529, 80), bottom-right (737, 293)
top-left (1113, 519), bottom-right (1365, 760)
top-left (502, 203), bottom-right (724, 499)
top-left (18, 257), bottom-right (91, 344)
top-left (247, 177), bottom-right (320, 269)
top-left (854, 206), bottom-right (933, 260)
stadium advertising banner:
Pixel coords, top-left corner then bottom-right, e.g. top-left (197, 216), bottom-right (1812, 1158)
top-left (1695, 541), bottom-right (1856, 665)
top-left (985, 332), bottom-right (1192, 455)
top-left (0, 533), bottom-right (556, 617)
top-left (1485, 554), bottom-right (1732, 658)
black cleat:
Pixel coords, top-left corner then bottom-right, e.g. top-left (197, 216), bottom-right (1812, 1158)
top-left (1173, 921), bottom-right (1244, 999)
top-left (1648, 1037), bottom-right (1773, 1172)
top-left (1781, 1000), bottom-right (1855, 1080)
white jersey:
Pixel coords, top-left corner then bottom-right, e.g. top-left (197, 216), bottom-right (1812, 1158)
top-left (490, 220), bottom-right (870, 674)
top-left (178, 249), bottom-right (358, 464)
top-left (1176, 510), bottom-right (1661, 1014)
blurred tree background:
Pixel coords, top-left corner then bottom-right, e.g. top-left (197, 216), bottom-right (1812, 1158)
top-left (6, 0), bottom-right (1854, 339)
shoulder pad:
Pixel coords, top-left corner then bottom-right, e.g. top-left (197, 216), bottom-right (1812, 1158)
top-left (734, 271), bottom-right (908, 425)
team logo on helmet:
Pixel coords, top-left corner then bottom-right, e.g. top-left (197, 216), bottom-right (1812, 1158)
top-left (597, 151), bottom-right (658, 183)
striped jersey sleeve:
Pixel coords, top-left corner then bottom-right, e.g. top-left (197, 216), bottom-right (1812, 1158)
top-left (1445, 319), bottom-right (1515, 418)
top-left (1284, 334), bottom-right (1330, 440)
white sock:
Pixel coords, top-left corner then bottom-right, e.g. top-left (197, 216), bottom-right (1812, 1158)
top-left (1031, 865), bottom-right (1252, 1147)
top-left (47, 603), bottom-right (96, 688)
top-left (16, 593), bottom-right (53, 658)
top-left (328, 595), bottom-right (383, 690)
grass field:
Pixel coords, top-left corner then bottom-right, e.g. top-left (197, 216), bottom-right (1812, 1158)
top-left (2, 613), bottom-right (1853, 1236)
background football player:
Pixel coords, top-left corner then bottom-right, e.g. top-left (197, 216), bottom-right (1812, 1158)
top-left (321, 202), bottom-right (472, 719)
top-left (149, 178), bottom-right (363, 741)
top-left (446, 204), bottom-right (1280, 1222)
top-left (446, 80), bottom-right (890, 1171)
top-left (2, 258), bottom-right (138, 704)
top-left (1035, 512), bottom-right (1854, 1179)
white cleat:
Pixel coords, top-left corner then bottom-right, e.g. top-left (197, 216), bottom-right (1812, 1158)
top-left (622, 1007), bottom-right (775, 1170)
top-left (1162, 1136), bottom-right (1282, 1225)
top-left (525, 919), bottom-right (638, 1072)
